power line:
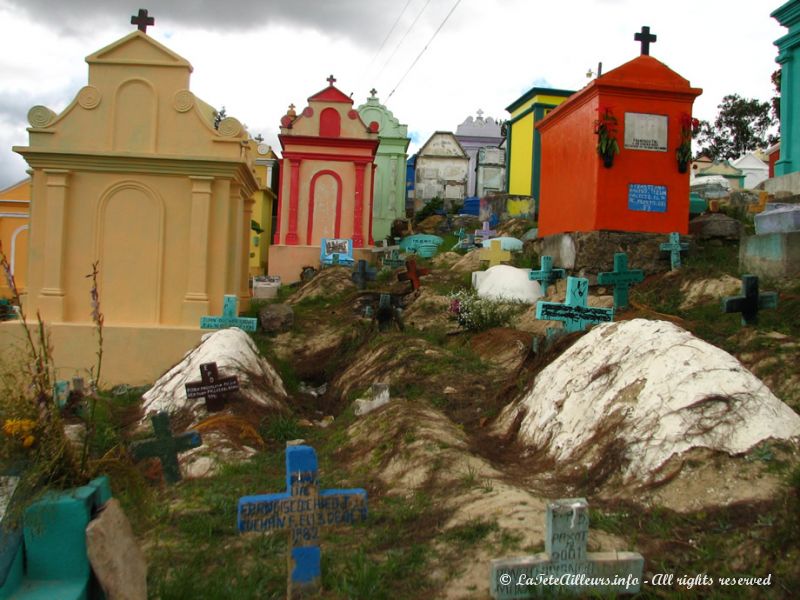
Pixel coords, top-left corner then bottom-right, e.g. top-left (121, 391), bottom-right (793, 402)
top-left (387, 0), bottom-right (463, 100)
top-left (361, 0), bottom-right (413, 81)
top-left (374, 0), bottom-right (435, 84)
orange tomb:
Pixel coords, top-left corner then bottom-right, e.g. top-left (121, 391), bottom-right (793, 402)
top-left (268, 76), bottom-right (380, 283)
top-left (536, 31), bottom-right (702, 237)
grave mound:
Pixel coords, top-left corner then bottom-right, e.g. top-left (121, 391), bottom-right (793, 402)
top-left (450, 249), bottom-right (482, 272)
top-left (679, 274), bottom-right (742, 310)
top-left (141, 328), bottom-right (288, 419)
top-left (475, 265), bottom-right (543, 303)
top-left (286, 266), bottom-right (356, 305)
top-left (494, 319), bottom-right (800, 494)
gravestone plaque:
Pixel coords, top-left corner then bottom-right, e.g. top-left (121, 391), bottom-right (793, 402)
top-left (320, 238), bottom-right (355, 267)
top-left (491, 498), bottom-right (643, 598)
top-left (184, 362), bottom-right (240, 412)
top-left (130, 412), bottom-right (202, 484)
top-left (623, 113), bottom-right (667, 151)
top-left (237, 445), bottom-right (367, 599)
top-left (536, 277), bottom-right (614, 333)
top-left (628, 184), bottom-right (667, 213)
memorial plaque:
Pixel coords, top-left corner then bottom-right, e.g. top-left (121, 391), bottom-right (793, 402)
top-left (628, 184), bottom-right (667, 213)
top-left (624, 112), bottom-right (667, 151)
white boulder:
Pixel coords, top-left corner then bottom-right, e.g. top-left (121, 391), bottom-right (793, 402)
top-left (473, 265), bottom-right (543, 303)
top-left (494, 319), bottom-right (800, 484)
top-left (141, 328), bottom-right (288, 419)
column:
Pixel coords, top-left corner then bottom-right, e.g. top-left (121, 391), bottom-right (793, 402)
top-left (353, 163), bottom-right (365, 247)
top-left (773, 1), bottom-right (800, 176)
top-left (228, 181), bottom-right (243, 295)
top-left (367, 163), bottom-right (376, 245)
top-left (273, 159), bottom-right (284, 244)
top-left (286, 159), bottom-right (301, 245)
top-left (181, 176), bottom-right (212, 324)
top-left (239, 194), bottom-right (254, 311)
top-left (38, 169), bottom-right (69, 320)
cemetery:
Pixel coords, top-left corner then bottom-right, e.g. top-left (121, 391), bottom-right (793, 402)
top-left (0, 3), bottom-right (800, 599)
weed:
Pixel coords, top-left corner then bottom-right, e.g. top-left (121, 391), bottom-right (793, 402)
top-left (262, 414), bottom-right (305, 442)
top-left (443, 518), bottom-right (498, 546)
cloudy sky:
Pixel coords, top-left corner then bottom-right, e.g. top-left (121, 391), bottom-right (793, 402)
top-left (0, 0), bottom-right (786, 188)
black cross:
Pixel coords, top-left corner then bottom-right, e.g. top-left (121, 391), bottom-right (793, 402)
top-left (634, 26), bottom-right (657, 56)
top-left (184, 362), bottom-right (240, 412)
top-left (327, 74), bottom-right (337, 85)
top-left (722, 274), bottom-right (778, 326)
top-left (131, 9), bottom-right (155, 33)
top-left (370, 88), bottom-right (377, 97)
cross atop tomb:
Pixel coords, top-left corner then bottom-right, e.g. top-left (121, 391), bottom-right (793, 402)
top-left (476, 109), bottom-right (484, 118)
top-left (327, 74), bottom-right (337, 86)
top-left (634, 26), bottom-right (657, 56)
top-left (238, 445), bottom-right (367, 599)
top-left (370, 88), bottom-right (378, 98)
top-left (490, 498), bottom-right (643, 599)
top-left (131, 9), bottom-right (155, 33)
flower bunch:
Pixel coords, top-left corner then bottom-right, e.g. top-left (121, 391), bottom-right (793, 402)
top-left (448, 289), bottom-right (522, 331)
top-left (3, 418), bottom-right (37, 448)
top-left (594, 106), bottom-right (620, 158)
top-left (677, 113), bottom-right (701, 165)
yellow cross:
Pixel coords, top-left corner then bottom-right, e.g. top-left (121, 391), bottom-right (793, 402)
top-left (747, 191), bottom-right (768, 214)
top-left (479, 239), bottom-right (511, 267)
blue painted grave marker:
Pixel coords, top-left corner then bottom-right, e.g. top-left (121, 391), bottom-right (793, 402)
top-left (659, 232), bottom-right (688, 270)
top-left (491, 498), bottom-right (643, 598)
top-left (536, 277), bottom-right (614, 333)
top-left (351, 260), bottom-right (377, 290)
top-left (722, 274), bottom-right (778, 326)
top-left (529, 256), bottom-right (565, 295)
top-left (320, 238), bottom-right (355, 267)
top-left (597, 253), bottom-right (644, 310)
top-left (237, 445), bottom-right (367, 599)
top-left (130, 412), bottom-right (202, 484)
top-left (200, 295), bottom-right (257, 332)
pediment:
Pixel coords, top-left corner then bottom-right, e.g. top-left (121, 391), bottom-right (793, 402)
top-left (86, 31), bottom-right (192, 70)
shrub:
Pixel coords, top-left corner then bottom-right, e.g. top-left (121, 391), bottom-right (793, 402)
top-left (448, 289), bottom-right (523, 331)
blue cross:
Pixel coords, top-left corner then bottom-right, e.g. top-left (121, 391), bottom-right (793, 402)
top-left (536, 277), bottom-right (614, 333)
top-left (529, 255), bottom-right (565, 295)
top-left (659, 232), bottom-right (689, 270)
top-left (351, 260), bottom-right (377, 289)
top-left (237, 445), bottom-right (367, 598)
top-left (200, 294), bottom-right (257, 332)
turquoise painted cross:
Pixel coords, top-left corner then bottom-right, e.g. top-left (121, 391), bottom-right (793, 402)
top-left (536, 277), bottom-right (614, 333)
top-left (237, 445), bottom-right (367, 599)
top-left (491, 498), bottom-right (643, 598)
top-left (130, 412), bottom-right (202, 484)
top-left (659, 232), bottom-right (689, 270)
top-left (351, 260), bottom-right (377, 290)
top-left (722, 274), bottom-right (778, 326)
top-left (200, 295), bottom-right (257, 332)
top-left (597, 253), bottom-right (644, 310)
top-left (529, 256), bottom-right (565, 295)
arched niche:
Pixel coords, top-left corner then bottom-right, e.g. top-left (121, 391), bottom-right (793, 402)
top-left (307, 170), bottom-right (342, 245)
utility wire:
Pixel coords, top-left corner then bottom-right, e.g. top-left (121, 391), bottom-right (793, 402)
top-left (374, 0), bottom-right (435, 83)
top-left (387, 0), bottom-right (463, 100)
top-left (363, 0), bottom-right (414, 77)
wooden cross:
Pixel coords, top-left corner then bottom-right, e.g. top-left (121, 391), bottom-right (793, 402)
top-left (536, 277), bottom-right (614, 333)
top-left (130, 412), bottom-right (202, 484)
top-left (722, 274), bottom-right (778, 326)
top-left (238, 445), bottom-right (367, 599)
top-left (634, 26), bottom-right (657, 56)
top-left (200, 295), bottom-right (257, 332)
top-left (479, 239), bottom-right (511, 267)
top-left (397, 259), bottom-right (430, 291)
top-left (474, 221), bottom-right (497, 241)
top-left (528, 255), bottom-right (565, 295)
top-left (351, 259), bottom-right (377, 290)
top-left (327, 74), bottom-right (337, 85)
top-left (597, 253), bottom-right (644, 310)
top-left (659, 232), bottom-right (689, 270)
top-left (184, 362), bottom-right (240, 412)
top-left (491, 498), bottom-right (643, 599)
top-left (131, 9), bottom-right (155, 33)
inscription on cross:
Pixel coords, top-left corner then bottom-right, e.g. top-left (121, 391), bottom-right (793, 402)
top-left (130, 412), bottom-right (202, 484)
top-left (634, 26), bottom-right (657, 56)
top-left (238, 445), bottom-right (367, 599)
top-left (184, 362), bottom-right (240, 412)
top-left (131, 9), bottom-right (155, 33)
top-left (200, 295), bottom-right (257, 332)
top-left (597, 253), bottom-right (644, 310)
top-left (528, 255), bottom-right (565, 295)
top-left (536, 277), bottom-right (614, 333)
top-left (659, 232), bottom-right (689, 270)
top-left (491, 498), bottom-right (643, 598)
top-left (722, 274), bottom-right (778, 326)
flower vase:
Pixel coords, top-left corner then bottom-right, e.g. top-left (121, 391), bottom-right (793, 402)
top-left (602, 152), bottom-right (615, 169)
top-left (678, 160), bottom-right (688, 174)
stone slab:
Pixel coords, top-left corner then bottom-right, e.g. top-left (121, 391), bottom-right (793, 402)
top-left (754, 206), bottom-right (800, 234)
top-left (762, 172), bottom-right (800, 195)
top-left (739, 231), bottom-right (800, 278)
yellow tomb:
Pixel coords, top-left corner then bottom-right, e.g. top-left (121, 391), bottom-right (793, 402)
top-left (0, 178), bottom-right (30, 297)
top-left (3, 29), bottom-right (259, 385)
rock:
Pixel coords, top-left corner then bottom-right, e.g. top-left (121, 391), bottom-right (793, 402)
top-left (317, 416), bottom-right (335, 428)
top-left (86, 498), bottom-right (147, 600)
top-left (494, 319), bottom-right (800, 487)
top-left (443, 386), bottom-right (457, 394)
top-left (183, 455), bottom-right (216, 478)
top-left (258, 304), bottom-right (294, 333)
top-left (679, 275), bottom-right (742, 310)
top-left (141, 328), bottom-right (288, 419)
top-left (689, 213), bottom-right (743, 240)
top-left (354, 383), bottom-right (391, 416)
top-left (533, 231), bottom-right (679, 277)
top-left (474, 265), bottom-right (543, 303)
